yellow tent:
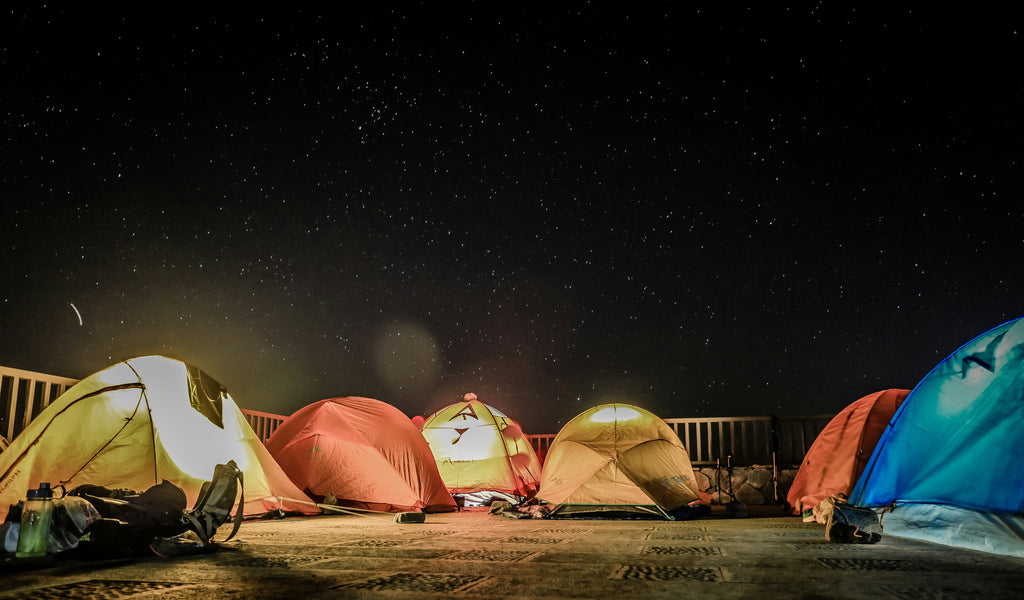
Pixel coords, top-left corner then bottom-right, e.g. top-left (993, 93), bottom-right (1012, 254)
top-left (420, 393), bottom-right (542, 501)
top-left (0, 355), bottom-right (316, 518)
top-left (537, 403), bottom-right (701, 518)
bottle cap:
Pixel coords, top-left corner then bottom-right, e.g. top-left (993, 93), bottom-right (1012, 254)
top-left (26, 483), bottom-right (53, 499)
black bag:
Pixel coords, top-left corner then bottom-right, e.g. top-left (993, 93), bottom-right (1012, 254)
top-left (73, 480), bottom-right (187, 533)
top-left (825, 503), bottom-right (883, 544)
top-left (71, 480), bottom-right (189, 556)
top-left (68, 462), bottom-right (244, 557)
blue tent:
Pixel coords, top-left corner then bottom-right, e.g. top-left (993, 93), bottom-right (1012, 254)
top-left (849, 316), bottom-right (1024, 557)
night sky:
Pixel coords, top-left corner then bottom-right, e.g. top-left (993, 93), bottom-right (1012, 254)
top-left (2, 5), bottom-right (1021, 433)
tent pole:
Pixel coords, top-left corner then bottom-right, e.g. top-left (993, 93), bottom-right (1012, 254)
top-left (727, 454), bottom-right (734, 502)
top-left (715, 458), bottom-right (721, 505)
top-left (772, 450), bottom-right (779, 504)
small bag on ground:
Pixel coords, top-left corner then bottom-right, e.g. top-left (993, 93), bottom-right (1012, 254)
top-left (71, 479), bottom-right (190, 555)
top-left (825, 501), bottom-right (883, 544)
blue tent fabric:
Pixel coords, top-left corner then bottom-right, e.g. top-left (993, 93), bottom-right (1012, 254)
top-left (849, 316), bottom-right (1024, 557)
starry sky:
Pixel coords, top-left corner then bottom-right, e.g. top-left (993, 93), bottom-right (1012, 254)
top-left (1, 5), bottom-right (1021, 433)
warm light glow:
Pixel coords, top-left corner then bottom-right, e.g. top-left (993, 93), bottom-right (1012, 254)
top-left (136, 357), bottom-right (253, 480)
top-left (589, 405), bottom-right (641, 423)
top-left (425, 426), bottom-right (504, 461)
top-left (370, 321), bottom-right (441, 396)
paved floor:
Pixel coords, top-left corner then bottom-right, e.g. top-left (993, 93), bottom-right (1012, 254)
top-left (1, 505), bottom-right (1022, 599)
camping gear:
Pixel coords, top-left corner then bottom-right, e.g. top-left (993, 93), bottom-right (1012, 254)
top-left (849, 316), bottom-right (1024, 557)
top-left (179, 460), bottom-right (244, 544)
top-left (823, 498), bottom-right (883, 544)
top-left (787, 389), bottom-right (910, 519)
top-left (48, 496), bottom-right (102, 553)
top-left (266, 397), bottom-right (457, 513)
top-left (1, 494), bottom-right (103, 555)
top-left (490, 502), bottom-right (551, 519)
top-left (15, 483), bottom-right (54, 558)
top-left (72, 479), bottom-right (190, 556)
top-left (0, 356), bottom-right (317, 520)
top-left (536, 403), bottom-right (701, 519)
top-left (151, 460), bottom-right (244, 556)
top-left (419, 393), bottom-right (542, 504)
top-left (72, 480), bottom-right (187, 534)
top-left (61, 462), bottom-right (243, 557)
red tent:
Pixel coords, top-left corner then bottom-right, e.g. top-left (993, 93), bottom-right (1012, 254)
top-left (266, 397), bottom-right (457, 513)
top-left (787, 388), bottom-right (910, 516)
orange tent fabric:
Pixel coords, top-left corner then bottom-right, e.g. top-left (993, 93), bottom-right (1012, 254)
top-left (266, 397), bottom-right (457, 513)
top-left (787, 388), bottom-right (910, 515)
top-left (420, 394), bottom-right (542, 499)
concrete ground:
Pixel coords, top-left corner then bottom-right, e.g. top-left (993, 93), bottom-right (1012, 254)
top-left (1, 504), bottom-right (1022, 599)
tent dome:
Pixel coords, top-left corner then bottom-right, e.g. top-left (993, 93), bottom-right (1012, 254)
top-left (420, 396), bottom-right (541, 501)
top-left (786, 388), bottom-right (910, 517)
top-left (850, 317), bottom-right (1024, 557)
top-left (266, 397), bottom-right (456, 513)
top-left (537, 403), bottom-right (700, 519)
top-left (0, 355), bottom-right (315, 519)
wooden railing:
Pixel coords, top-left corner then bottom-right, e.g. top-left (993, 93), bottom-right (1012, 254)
top-left (521, 417), bottom-right (832, 468)
top-left (2, 365), bottom-right (832, 468)
top-left (0, 366), bottom-right (79, 446)
top-left (241, 408), bottom-right (286, 444)
top-left (663, 415), bottom-right (833, 467)
top-left (527, 433), bottom-right (556, 464)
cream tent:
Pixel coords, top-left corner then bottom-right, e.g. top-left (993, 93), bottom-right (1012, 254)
top-left (419, 393), bottom-right (542, 502)
top-left (0, 355), bottom-right (316, 518)
top-left (537, 403), bottom-right (701, 518)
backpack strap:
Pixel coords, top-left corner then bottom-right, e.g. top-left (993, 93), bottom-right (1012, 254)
top-left (182, 461), bottom-right (244, 545)
top-left (181, 510), bottom-right (215, 545)
top-left (221, 469), bottom-right (244, 543)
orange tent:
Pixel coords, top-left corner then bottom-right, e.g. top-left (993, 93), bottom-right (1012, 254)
top-left (419, 393), bottom-right (542, 501)
top-left (266, 397), bottom-right (457, 513)
top-left (787, 388), bottom-right (910, 516)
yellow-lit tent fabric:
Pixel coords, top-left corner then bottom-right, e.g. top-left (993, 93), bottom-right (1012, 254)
top-left (537, 404), bottom-right (701, 518)
top-left (0, 355), bottom-right (317, 519)
top-left (419, 394), bottom-right (542, 499)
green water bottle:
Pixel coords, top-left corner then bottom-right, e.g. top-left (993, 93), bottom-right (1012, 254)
top-left (15, 482), bottom-right (54, 558)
